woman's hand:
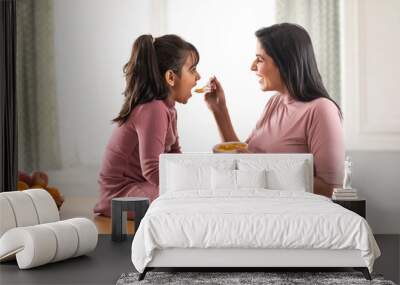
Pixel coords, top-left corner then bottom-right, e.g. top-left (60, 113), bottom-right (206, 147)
top-left (204, 76), bottom-right (226, 113)
top-left (236, 148), bottom-right (251, 154)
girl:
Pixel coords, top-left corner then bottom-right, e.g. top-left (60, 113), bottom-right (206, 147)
top-left (94, 34), bottom-right (201, 216)
top-left (205, 23), bottom-right (344, 197)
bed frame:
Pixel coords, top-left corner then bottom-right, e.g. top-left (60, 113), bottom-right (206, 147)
top-left (140, 248), bottom-right (371, 280)
top-left (139, 154), bottom-right (372, 280)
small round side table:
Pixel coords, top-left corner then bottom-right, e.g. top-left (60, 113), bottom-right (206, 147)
top-left (111, 197), bottom-right (149, 242)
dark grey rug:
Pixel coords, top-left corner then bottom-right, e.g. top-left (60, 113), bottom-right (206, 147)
top-left (116, 272), bottom-right (396, 285)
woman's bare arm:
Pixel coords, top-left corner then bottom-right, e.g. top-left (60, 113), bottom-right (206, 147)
top-left (204, 76), bottom-right (240, 142)
top-left (212, 105), bottom-right (240, 142)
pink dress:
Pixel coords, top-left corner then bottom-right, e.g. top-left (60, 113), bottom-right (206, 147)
top-left (246, 93), bottom-right (344, 186)
top-left (94, 99), bottom-right (181, 216)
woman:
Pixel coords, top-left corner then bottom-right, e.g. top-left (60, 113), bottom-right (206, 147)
top-left (205, 23), bottom-right (344, 197)
top-left (94, 34), bottom-right (201, 216)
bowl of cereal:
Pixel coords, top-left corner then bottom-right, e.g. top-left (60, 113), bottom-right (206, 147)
top-left (213, 141), bottom-right (248, 153)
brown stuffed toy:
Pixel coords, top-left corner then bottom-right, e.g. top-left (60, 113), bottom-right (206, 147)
top-left (17, 170), bottom-right (64, 210)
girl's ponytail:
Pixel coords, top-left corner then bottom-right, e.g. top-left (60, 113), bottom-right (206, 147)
top-left (113, 35), bottom-right (167, 124)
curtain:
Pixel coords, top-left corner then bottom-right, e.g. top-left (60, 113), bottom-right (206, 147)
top-left (275, 0), bottom-right (341, 105)
top-left (16, 0), bottom-right (60, 172)
top-left (0, 0), bottom-right (18, 192)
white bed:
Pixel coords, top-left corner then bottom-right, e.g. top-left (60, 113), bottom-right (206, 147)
top-left (131, 154), bottom-right (380, 280)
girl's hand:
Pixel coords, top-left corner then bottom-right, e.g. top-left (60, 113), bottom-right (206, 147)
top-left (204, 76), bottom-right (226, 113)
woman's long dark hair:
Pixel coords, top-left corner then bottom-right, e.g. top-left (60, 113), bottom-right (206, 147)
top-left (113, 34), bottom-right (199, 125)
top-left (255, 23), bottom-right (342, 117)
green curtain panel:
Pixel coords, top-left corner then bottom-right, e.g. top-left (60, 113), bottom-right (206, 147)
top-left (16, 0), bottom-right (60, 172)
top-left (275, 0), bottom-right (341, 105)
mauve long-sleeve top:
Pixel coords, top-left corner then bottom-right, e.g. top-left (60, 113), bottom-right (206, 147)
top-left (246, 93), bottom-right (344, 185)
top-left (94, 99), bottom-right (180, 215)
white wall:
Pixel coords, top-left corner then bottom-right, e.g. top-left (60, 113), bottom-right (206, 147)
top-left (49, 0), bottom-right (159, 197)
top-left (164, 0), bottom-right (276, 152)
top-left (342, 0), bottom-right (400, 150)
top-left (341, 0), bottom-right (400, 234)
top-left (349, 151), bottom-right (400, 234)
top-left (53, 0), bottom-right (155, 168)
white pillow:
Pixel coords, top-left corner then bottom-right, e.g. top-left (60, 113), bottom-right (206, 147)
top-left (266, 164), bottom-right (308, 191)
top-left (166, 159), bottom-right (236, 192)
top-left (167, 163), bottom-right (210, 191)
top-left (238, 159), bottom-right (309, 192)
top-left (211, 169), bottom-right (268, 190)
top-left (236, 169), bottom-right (267, 189)
top-left (211, 168), bottom-right (236, 190)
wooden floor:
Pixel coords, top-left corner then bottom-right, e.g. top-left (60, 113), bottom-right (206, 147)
top-left (59, 196), bottom-right (135, 234)
top-left (93, 215), bottom-right (135, 234)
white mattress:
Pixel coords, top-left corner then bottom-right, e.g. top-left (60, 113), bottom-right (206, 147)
top-left (131, 190), bottom-right (380, 273)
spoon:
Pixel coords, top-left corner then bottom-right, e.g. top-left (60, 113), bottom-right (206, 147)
top-left (194, 86), bottom-right (212, 93)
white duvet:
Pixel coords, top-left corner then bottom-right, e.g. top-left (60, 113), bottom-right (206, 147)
top-left (131, 190), bottom-right (380, 273)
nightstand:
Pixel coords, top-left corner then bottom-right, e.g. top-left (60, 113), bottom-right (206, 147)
top-left (111, 197), bottom-right (149, 242)
top-left (332, 199), bottom-right (366, 218)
